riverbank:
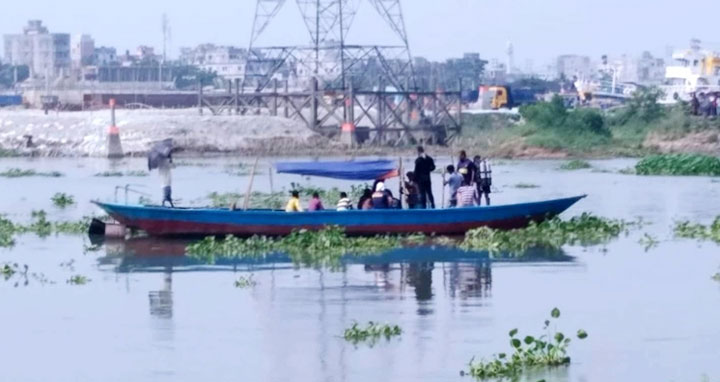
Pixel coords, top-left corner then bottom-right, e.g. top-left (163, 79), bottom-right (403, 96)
top-left (2, 101), bottom-right (720, 159)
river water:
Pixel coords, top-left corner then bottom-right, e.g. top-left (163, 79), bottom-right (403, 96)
top-left (1, 156), bottom-right (719, 382)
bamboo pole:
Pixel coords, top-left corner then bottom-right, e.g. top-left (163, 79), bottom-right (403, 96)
top-left (268, 161), bottom-right (275, 196)
top-left (441, 168), bottom-right (446, 209)
top-left (242, 157), bottom-right (260, 211)
top-left (398, 157), bottom-right (404, 209)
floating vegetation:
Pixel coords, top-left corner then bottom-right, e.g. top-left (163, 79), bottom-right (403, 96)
top-left (638, 233), bottom-right (660, 251)
top-left (465, 308), bottom-right (588, 380)
top-left (461, 213), bottom-right (629, 256)
top-left (344, 322), bottom-right (402, 345)
top-left (558, 160), bottom-right (592, 170)
top-left (618, 167), bottom-right (636, 175)
top-left (635, 154), bottom-right (720, 176)
top-left (674, 217), bottom-right (720, 243)
top-left (206, 184), bottom-right (369, 210)
top-left (234, 275), bottom-right (257, 288)
top-left (1, 263), bottom-right (53, 286)
top-left (186, 226), bottom-right (401, 269)
top-left (513, 183), bottom-right (540, 189)
top-left (0, 168), bottom-right (63, 178)
top-left (51, 193), bottom-right (75, 208)
top-left (712, 273), bottom-right (720, 282)
top-left (66, 275), bottom-right (90, 285)
top-left (94, 170), bottom-right (149, 177)
top-left (0, 211), bottom-right (92, 247)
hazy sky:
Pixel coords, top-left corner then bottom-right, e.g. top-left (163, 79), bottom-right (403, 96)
top-left (2, 0), bottom-right (719, 67)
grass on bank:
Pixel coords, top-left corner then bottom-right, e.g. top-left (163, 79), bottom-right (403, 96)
top-left (459, 88), bottom-right (720, 158)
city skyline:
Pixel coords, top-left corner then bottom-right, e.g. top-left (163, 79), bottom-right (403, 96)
top-left (2, 0), bottom-right (720, 66)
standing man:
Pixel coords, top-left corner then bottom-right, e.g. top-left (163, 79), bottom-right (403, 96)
top-left (158, 156), bottom-right (174, 207)
top-left (473, 155), bottom-right (492, 206)
top-left (414, 146), bottom-right (436, 209)
top-left (456, 150), bottom-right (477, 183)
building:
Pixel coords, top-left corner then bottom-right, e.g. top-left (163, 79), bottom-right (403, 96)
top-left (93, 46), bottom-right (117, 66)
top-left (3, 20), bottom-right (71, 79)
top-left (70, 34), bottom-right (95, 68)
top-left (556, 54), bottom-right (591, 80)
top-left (180, 44), bottom-right (247, 80)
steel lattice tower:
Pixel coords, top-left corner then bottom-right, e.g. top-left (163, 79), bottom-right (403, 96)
top-left (246, 0), bottom-right (415, 91)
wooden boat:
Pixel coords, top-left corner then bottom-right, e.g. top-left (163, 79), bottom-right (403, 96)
top-left (94, 160), bottom-right (585, 237)
top-left (93, 195), bottom-right (585, 237)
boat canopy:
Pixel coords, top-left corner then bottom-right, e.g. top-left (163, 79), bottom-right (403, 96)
top-left (275, 160), bottom-right (398, 181)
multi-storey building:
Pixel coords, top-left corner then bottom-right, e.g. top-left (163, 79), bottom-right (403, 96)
top-left (3, 20), bottom-right (71, 78)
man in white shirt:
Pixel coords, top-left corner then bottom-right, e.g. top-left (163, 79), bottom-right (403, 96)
top-left (159, 157), bottom-right (174, 207)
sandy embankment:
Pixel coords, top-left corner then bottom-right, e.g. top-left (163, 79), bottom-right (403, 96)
top-left (0, 109), bottom-right (337, 157)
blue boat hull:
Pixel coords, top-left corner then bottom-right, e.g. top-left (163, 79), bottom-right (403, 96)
top-left (93, 195), bottom-right (585, 237)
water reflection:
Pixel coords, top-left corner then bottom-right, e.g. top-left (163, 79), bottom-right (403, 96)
top-left (96, 238), bottom-right (571, 313)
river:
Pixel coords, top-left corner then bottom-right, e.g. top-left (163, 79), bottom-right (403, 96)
top-left (1, 156), bottom-right (719, 382)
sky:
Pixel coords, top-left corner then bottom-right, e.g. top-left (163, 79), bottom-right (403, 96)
top-left (2, 0), bottom-right (720, 68)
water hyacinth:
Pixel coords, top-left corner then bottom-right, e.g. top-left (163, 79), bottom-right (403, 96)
top-left (635, 154), bottom-right (720, 176)
top-left (674, 217), bottom-right (720, 243)
top-left (465, 308), bottom-right (588, 380)
top-left (0, 211), bottom-right (93, 247)
top-left (461, 213), bottom-right (629, 255)
top-left (558, 160), bottom-right (592, 170)
top-left (0, 168), bottom-right (63, 178)
top-left (51, 193), bottom-right (75, 208)
top-left (186, 226), bottom-right (402, 269)
top-left (344, 322), bottom-right (402, 345)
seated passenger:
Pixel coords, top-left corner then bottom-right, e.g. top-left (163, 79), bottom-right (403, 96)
top-left (285, 190), bottom-right (303, 212)
top-left (307, 192), bottom-right (324, 211)
top-left (336, 192), bottom-right (353, 211)
top-left (358, 188), bottom-right (373, 210)
top-left (371, 182), bottom-right (391, 209)
top-left (456, 179), bottom-right (479, 208)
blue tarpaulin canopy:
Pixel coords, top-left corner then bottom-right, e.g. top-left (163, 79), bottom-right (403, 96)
top-left (275, 160), bottom-right (398, 181)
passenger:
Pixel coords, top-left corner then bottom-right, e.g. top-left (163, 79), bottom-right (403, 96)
top-left (285, 190), bottom-right (303, 212)
top-left (456, 179), bottom-right (479, 208)
top-left (383, 188), bottom-right (401, 209)
top-left (691, 93), bottom-right (700, 116)
top-left (357, 188), bottom-right (373, 210)
top-left (457, 150), bottom-right (477, 184)
top-left (371, 182), bottom-right (391, 209)
top-left (444, 165), bottom-right (463, 208)
top-left (336, 192), bottom-right (353, 211)
top-left (474, 155), bottom-right (492, 206)
top-left (404, 171), bottom-right (421, 209)
top-left (414, 146), bottom-right (436, 209)
top-left (307, 192), bottom-right (324, 211)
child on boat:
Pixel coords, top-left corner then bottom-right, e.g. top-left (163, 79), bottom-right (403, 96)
top-left (285, 190), bottom-right (303, 212)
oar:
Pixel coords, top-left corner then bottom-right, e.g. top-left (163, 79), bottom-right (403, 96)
top-left (242, 157), bottom-right (260, 211)
top-left (398, 156), bottom-right (404, 209)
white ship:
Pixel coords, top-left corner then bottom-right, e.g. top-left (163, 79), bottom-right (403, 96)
top-left (661, 39), bottom-right (720, 102)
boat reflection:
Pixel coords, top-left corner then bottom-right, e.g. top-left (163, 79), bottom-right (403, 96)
top-left (96, 238), bottom-right (571, 315)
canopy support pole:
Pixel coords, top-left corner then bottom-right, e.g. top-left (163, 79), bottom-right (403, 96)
top-left (243, 158), bottom-right (260, 211)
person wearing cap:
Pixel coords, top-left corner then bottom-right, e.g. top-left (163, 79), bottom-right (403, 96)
top-left (371, 182), bottom-right (391, 209)
top-left (414, 146), bottom-right (436, 209)
top-left (285, 190), bottom-right (303, 212)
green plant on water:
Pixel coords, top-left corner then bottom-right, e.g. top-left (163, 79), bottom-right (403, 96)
top-left (0, 168), bottom-right (63, 178)
top-left (465, 308), bottom-right (588, 380)
top-left (461, 213), bottom-right (629, 256)
top-left (66, 275), bottom-right (90, 285)
top-left (94, 170), bottom-right (149, 177)
top-left (635, 154), bottom-right (720, 176)
top-left (0, 263), bottom-right (53, 286)
top-left (674, 217), bottom-right (720, 243)
top-left (558, 160), bottom-right (592, 170)
top-left (618, 167), bottom-right (636, 175)
top-left (343, 321), bottom-right (402, 345)
top-left (513, 183), bottom-right (540, 189)
top-left (51, 192), bottom-right (75, 208)
top-left (712, 273), bottom-right (720, 282)
top-left (186, 226), bottom-right (402, 270)
top-left (1, 263), bottom-right (19, 280)
top-left (234, 274), bottom-right (257, 288)
top-left (638, 233), bottom-right (660, 251)
top-left (0, 212), bottom-right (93, 246)
top-left (94, 171), bottom-right (124, 177)
top-left (0, 215), bottom-right (17, 247)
